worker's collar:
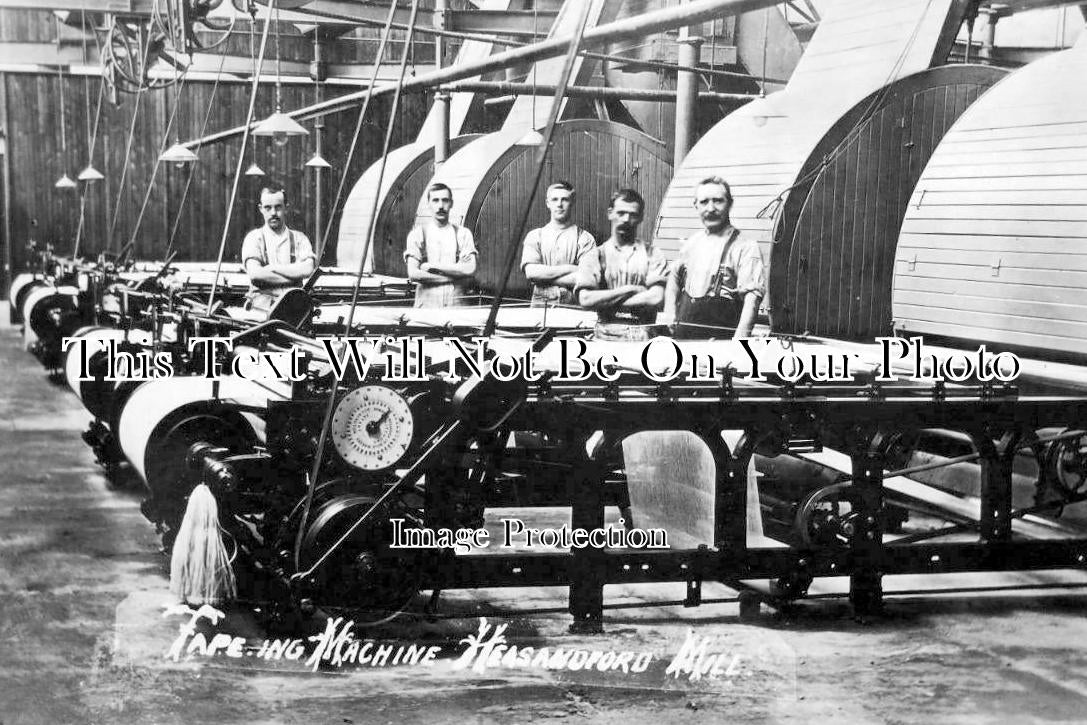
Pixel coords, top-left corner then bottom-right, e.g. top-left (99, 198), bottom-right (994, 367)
top-left (606, 235), bottom-right (646, 251)
top-left (262, 224), bottom-right (292, 241)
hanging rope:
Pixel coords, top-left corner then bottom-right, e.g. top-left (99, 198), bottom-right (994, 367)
top-left (123, 69), bottom-right (190, 260)
top-left (292, 0), bottom-right (423, 573)
top-left (312, 0), bottom-right (401, 264)
top-left (205, 2), bottom-right (275, 309)
top-left (73, 7), bottom-right (105, 260)
top-left (163, 52), bottom-right (226, 261)
top-left (106, 85), bottom-right (146, 251)
top-left (755, 0), bottom-right (935, 221)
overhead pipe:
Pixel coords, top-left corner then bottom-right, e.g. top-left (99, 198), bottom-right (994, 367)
top-left (182, 0), bottom-right (786, 148)
top-left (437, 80), bottom-right (757, 103)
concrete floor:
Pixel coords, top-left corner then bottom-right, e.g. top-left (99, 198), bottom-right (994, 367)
top-left (4, 325), bottom-right (1087, 724)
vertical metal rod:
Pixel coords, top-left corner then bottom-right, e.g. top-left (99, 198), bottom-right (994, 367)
top-left (483, 0), bottom-right (596, 337)
top-left (313, 118), bottom-right (324, 252)
top-left (312, 34), bottom-right (324, 253)
top-left (964, 13), bottom-right (974, 63)
top-left (206, 1), bottom-right (274, 309)
top-left (981, 10), bottom-right (997, 62)
top-left (0, 72), bottom-right (10, 297)
top-left (674, 28), bottom-right (702, 167)
top-left (434, 0), bottom-right (450, 164)
top-left (434, 91), bottom-right (450, 164)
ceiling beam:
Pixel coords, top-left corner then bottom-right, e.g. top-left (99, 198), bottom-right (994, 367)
top-left (0, 40), bottom-right (99, 65)
top-left (439, 80), bottom-right (758, 103)
top-left (288, 1), bottom-right (555, 36)
top-left (0, 0), bottom-right (146, 11)
top-left (184, 0), bottom-right (788, 147)
top-left (0, 0), bottom-right (556, 35)
top-left (985, 0), bottom-right (1087, 17)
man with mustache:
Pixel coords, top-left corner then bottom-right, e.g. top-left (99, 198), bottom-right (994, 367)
top-left (521, 181), bottom-right (595, 307)
top-left (662, 176), bottom-right (764, 339)
top-left (405, 182), bottom-right (478, 308)
top-left (241, 185), bottom-right (316, 308)
top-left (575, 188), bottom-right (668, 341)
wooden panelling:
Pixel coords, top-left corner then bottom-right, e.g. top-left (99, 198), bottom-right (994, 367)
top-left (3, 72), bottom-right (428, 283)
top-left (337, 134), bottom-right (481, 275)
top-left (0, 8), bottom-right (52, 43)
top-left (336, 11), bottom-right (512, 274)
top-left (652, 0), bottom-right (967, 320)
top-left (892, 38), bottom-right (1087, 359)
top-left (419, 119), bottom-right (671, 298)
top-left (770, 65), bottom-right (1004, 339)
top-left (898, 261), bottom-right (1087, 290)
top-left (501, 0), bottom-right (618, 132)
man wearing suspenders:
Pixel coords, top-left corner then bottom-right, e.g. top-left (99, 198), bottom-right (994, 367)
top-left (241, 185), bottom-right (316, 309)
top-left (575, 188), bottom-right (669, 342)
top-left (662, 176), bottom-right (765, 339)
top-left (521, 181), bottom-right (596, 307)
top-left (404, 183), bottom-right (478, 308)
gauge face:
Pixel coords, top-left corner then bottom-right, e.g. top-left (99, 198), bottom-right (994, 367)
top-left (331, 385), bottom-right (414, 471)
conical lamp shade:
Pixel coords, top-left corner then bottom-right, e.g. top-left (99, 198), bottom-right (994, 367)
top-left (244, 162), bottom-right (266, 177)
top-left (159, 143), bottom-right (198, 164)
top-left (517, 128), bottom-right (544, 146)
top-left (55, 173), bottom-right (77, 189)
top-left (253, 110), bottom-right (309, 147)
top-left (305, 152), bottom-right (331, 169)
top-left (77, 165), bottom-right (104, 181)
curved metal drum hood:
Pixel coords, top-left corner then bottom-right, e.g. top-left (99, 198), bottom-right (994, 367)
top-left (336, 135), bottom-right (483, 275)
top-left (770, 64), bottom-right (1005, 339)
top-left (653, 0), bottom-right (968, 311)
top-left (416, 118), bottom-right (673, 298)
top-left (892, 37), bottom-right (1087, 360)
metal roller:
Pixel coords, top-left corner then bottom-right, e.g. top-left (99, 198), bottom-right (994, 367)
top-left (9, 273), bottom-right (42, 324)
top-left (116, 376), bottom-right (289, 486)
top-left (21, 285), bottom-right (79, 355)
top-left (63, 327), bottom-right (155, 418)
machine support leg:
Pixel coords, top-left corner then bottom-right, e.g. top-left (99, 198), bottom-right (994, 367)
top-left (974, 428), bottom-right (1020, 544)
top-left (849, 438), bottom-right (885, 617)
top-left (568, 436), bottom-right (606, 633)
top-left (708, 430), bottom-right (753, 552)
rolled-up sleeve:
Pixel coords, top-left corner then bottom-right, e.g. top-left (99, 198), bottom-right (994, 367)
top-left (574, 247), bottom-right (603, 295)
top-left (403, 227), bottom-right (424, 263)
top-left (645, 247), bottom-right (670, 288)
top-left (574, 231), bottom-right (596, 263)
top-left (735, 241), bottom-right (766, 298)
top-left (457, 228), bottom-right (478, 263)
top-left (520, 229), bottom-right (541, 271)
top-left (294, 232), bottom-right (316, 262)
top-left (240, 230), bottom-right (264, 265)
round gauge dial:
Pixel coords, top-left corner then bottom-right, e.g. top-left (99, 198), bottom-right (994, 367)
top-left (331, 385), bottom-right (414, 471)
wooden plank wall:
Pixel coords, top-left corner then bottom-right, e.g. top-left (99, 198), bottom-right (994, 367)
top-left (340, 133), bottom-right (481, 276)
top-left (0, 7), bottom-right (439, 296)
top-left (771, 65), bottom-right (1004, 340)
top-left (651, 0), bottom-right (967, 320)
top-left (893, 38), bottom-right (1087, 358)
top-left (471, 119), bottom-right (672, 297)
top-left (2, 74), bottom-right (426, 279)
